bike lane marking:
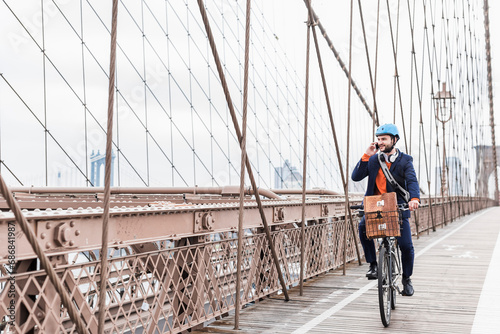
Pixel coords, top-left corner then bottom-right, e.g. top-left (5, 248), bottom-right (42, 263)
top-left (292, 208), bottom-right (493, 334)
top-left (471, 218), bottom-right (500, 333)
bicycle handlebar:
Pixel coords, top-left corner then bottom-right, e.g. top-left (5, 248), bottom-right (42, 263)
top-left (349, 203), bottom-right (410, 211)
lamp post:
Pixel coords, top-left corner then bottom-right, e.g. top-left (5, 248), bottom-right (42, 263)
top-left (433, 82), bottom-right (455, 196)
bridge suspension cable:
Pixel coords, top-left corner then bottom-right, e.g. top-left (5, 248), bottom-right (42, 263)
top-left (0, 0), bottom-right (495, 197)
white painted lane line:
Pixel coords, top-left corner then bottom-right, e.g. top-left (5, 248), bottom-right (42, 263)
top-left (471, 223), bottom-right (500, 333)
top-left (414, 209), bottom-right (490, 258)
top-left (290, 280), bottom-right (377, 334)
top-left (292, 208), bottom-right (493, 334)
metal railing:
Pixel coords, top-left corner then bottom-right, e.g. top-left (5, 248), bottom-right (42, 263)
top-left (0, 193), bottom-right (494, 333)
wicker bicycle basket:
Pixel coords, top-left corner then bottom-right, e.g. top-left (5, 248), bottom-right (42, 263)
top-left (365, 210), bottom-right (400, 238)
top-left (364, 192), bottom-right (401, 239)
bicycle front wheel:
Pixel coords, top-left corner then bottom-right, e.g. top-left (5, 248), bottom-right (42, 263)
top-left (391, 245), bottom-right (401, 310)
top-left (378, 246), bottom-right (392, 327)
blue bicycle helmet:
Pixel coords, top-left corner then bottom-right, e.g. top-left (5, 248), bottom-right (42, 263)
top-left (375, 123), bottom-right (400, 140)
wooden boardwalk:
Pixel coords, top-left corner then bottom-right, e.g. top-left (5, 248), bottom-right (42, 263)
top-left (193, 207), bottom-right (500, 334)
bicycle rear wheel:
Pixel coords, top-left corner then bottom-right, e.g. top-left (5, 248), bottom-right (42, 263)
top-left (378, 246), bottom-right (392, 327)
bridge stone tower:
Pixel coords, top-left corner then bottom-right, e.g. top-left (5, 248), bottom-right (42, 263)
top-left (90, 150), bottom-right (115, 187)
top-left (274, 160), bottom-right (303, 189)
top-left (474, 145), bottom-right (500, 197)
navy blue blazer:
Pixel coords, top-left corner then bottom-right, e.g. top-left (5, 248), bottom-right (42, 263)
top-left (351, 151), bottom-right (420, 218)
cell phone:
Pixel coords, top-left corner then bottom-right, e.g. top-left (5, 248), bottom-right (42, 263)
top-left (375, 143), bottom-right (379, 150)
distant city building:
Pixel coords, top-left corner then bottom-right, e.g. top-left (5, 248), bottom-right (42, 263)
top-left (90, 150), bottom-right (115, 187)
top-left (274, 160), bottom-right (303, 189)
top-left (435, 156), bottom-right (469, 195)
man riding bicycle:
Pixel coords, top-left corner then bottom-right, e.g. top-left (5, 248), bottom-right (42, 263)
top-left (351, 123), bottom-right (420, 296)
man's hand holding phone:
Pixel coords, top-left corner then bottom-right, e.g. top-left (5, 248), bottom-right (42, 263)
top-left (366, 142), bottom-right (379, 156)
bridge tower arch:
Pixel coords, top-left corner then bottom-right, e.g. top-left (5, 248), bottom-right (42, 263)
top-left (90, 150), bottom-right (115, 187)
top-left (474, 145), bottom-right (500, 198)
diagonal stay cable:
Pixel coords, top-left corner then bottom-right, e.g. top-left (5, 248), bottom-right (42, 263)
top-left (98, 0), bottom-right (297, 188)
top-left (84, 0), bottom-right (204, 185)
top-left (54, 0), bottom-right (189, 186)
top-left (250, 1), bottom-right (344, 171)
top-left (3, 0), bottom-right (147, 186)
top-left (197, 2), bottom-right (308, 186)
top-left (0, 160), bottom-right (24, 186)
top-left (0, 74), bottom-right (93, 186)
top-left (56, 0), bottom-right (217, 187)
top-left (150, 0), bottom-right (304, 188)
top-left (196, 0), bottom-right (290, 301)
top-left (225, 3), bottom-right (349, 183)
top-left (117, 1), bottom-right (215, 184)
top-left (172, 0), bottom-right (335, 188)
top-left (304, 0), bottom-right (361, 266)
top-left (301, 0), bottom-right (377, 126)
top-left (242, 20), bottom-right (342, 187)
top-left (0, 181), bottom-right (89, 334)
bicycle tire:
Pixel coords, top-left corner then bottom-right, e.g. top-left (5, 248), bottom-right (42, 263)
top-left (378, 246), bottom-right (392, 327)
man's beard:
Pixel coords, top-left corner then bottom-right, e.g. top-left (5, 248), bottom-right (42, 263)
top-left (382, 143), bottom-right (394, 153)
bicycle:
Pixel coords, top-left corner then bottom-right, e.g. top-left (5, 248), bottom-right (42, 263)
top-left (350, 202), bottom-right (409, 327)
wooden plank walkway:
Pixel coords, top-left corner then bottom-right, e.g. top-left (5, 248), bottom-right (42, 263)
top-left (193, 207), bottom-right (500, 334)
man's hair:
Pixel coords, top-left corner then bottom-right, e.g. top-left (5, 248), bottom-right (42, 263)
top-left (377, 133), bottom-right (397, 143)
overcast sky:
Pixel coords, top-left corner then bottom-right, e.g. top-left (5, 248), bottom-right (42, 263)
top-left (0, 0), bottom-right (498, 194)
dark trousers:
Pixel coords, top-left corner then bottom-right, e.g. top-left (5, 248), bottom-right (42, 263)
top-left (358, 216), bottom-right (414, 278)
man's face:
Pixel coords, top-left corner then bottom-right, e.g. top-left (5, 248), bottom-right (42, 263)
top-left (377, 135), bottom-right (395, 153)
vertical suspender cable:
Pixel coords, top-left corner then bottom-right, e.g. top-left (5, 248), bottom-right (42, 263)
top-left (483, 0), bottom-right (499, 203)
top-left (141, 0), bottom-right (150, 186)
top-left (423, 0), bottom-right (437, 231)
top-left (299, 7), bottom-right (312, 296)
top-left (301, 1), bottom-right (377, 127)
top-left (0, 84), bottom-right (1, 178)
top-left (385, 0), bottom-right (409, 152)
top-left (98, 0), bottom-right (118, 332)
top-left (80, 0), bottom-right (90, 186)
top-left (235, 0), bottom-right (251, 328)
top-left (115, 74), bottom-right (121, 187)
top-left (196, 0), bottom-right (290, 301)
top-left (41, 0), bottom-right (48, 186)
top-left (374, 0), bottom-right (382, 137)
top-left (165, 4), bottom-right (175, 186)
top-left (405, 0), bottom-right (432, 233)
top-left (357, 0), bottom-right (380, 126)
top-left (304, 1), bottom-right (362, 267)
top-left (344, 0), bottom-right (355, 276)
top-left (407, 0), bottom-right (414, 156)
top-left (187, 7), bottom-right (197, 187)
